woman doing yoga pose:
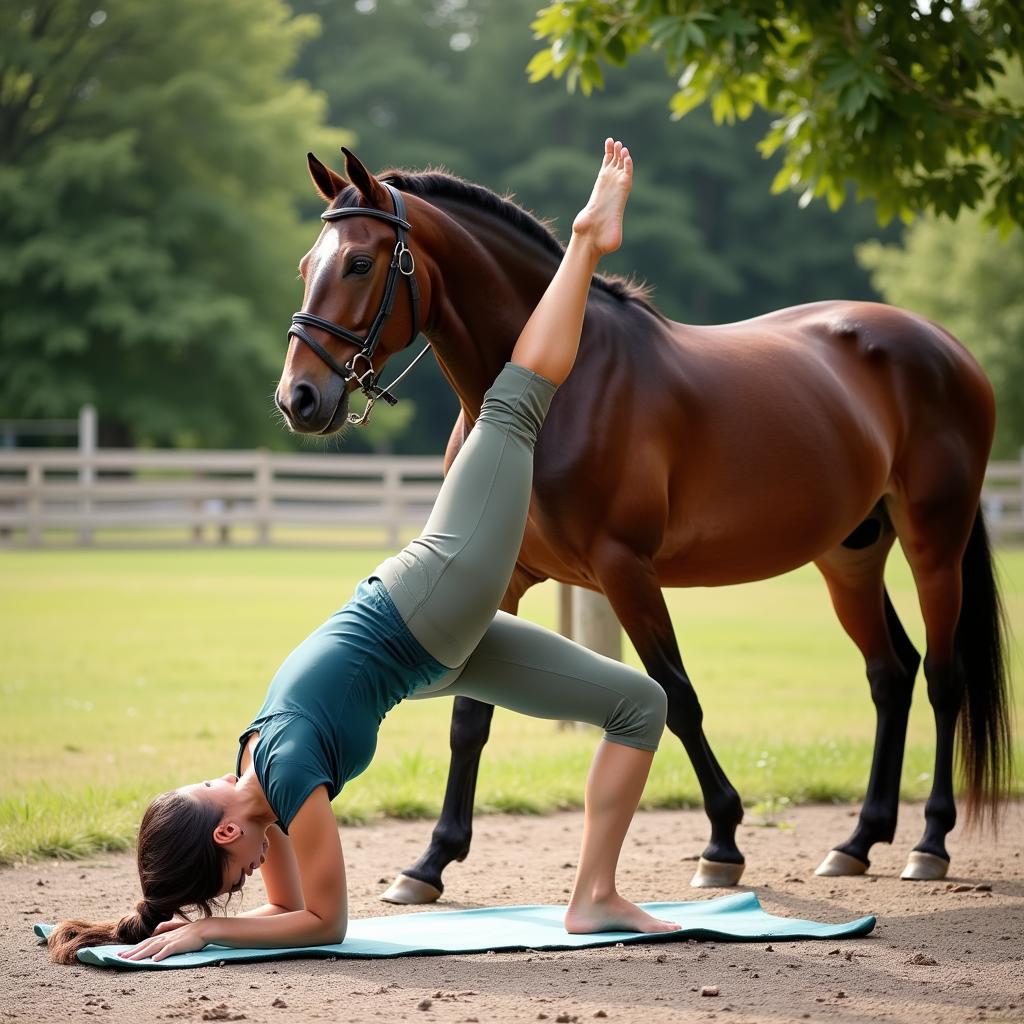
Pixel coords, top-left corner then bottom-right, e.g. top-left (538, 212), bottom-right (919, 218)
top-left (49, 141), bottom-right (676, 965)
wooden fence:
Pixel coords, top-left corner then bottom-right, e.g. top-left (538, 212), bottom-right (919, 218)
top-left (0, 447), bottom-right (1022, 548)
top-left (0, 449), bottom-right (444, 548)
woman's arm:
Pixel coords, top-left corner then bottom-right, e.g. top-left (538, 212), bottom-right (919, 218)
top-left (206, 786), bottom-right (346, 946)
top-left (120, 786), bottom-right (347, 961)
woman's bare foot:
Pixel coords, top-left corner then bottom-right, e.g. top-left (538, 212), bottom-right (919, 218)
top-left (571, 138), bottom-right (633, 255)
top-left (564, 891), bottom-right (680, 935)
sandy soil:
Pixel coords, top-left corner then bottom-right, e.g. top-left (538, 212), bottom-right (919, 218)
top-left (2, 802), bottom-right (1022, 1024)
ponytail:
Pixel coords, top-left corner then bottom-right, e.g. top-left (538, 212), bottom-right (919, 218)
top-left (48, 900), bottom-right (172, 964)
top-left (49, 790), bottom-right (227, 964)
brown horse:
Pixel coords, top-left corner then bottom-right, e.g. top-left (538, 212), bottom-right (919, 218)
top-left (276, 148), bottom-right (1010, 899)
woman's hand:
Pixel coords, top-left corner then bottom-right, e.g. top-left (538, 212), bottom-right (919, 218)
top-left (118, 917), bottom-right (211, 962)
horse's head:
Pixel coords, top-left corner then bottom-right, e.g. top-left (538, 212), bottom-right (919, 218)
top-left (276, 148), bottom-right (425, 435)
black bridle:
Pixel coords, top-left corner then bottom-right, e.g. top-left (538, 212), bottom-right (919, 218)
top-left (288, 181), bottom-right (429, 426)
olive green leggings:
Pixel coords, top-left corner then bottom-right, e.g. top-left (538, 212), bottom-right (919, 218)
top-left (373, 362), bottom-right (666, 752)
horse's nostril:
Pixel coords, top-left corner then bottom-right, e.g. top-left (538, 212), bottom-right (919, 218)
top-left (293, 382), bottom-right (320, 422)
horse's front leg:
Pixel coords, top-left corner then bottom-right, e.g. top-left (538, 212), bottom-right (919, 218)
top-left (380, 575), bottom-right (531, 904)
top-left (593, 542), bottom-right (745, 886)
top-left (382, 695), bottom-right (496, 903)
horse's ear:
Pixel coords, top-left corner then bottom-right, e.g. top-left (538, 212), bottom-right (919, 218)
top-left (341, 147), bottom-right (388, 208)
top-left (307, 152), bottom-right (347, 202)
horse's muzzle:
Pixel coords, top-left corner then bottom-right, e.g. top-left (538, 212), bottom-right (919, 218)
top-left (276, 378), bottom-right (349, 435)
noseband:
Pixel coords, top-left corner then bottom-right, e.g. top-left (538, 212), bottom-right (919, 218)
top-left (288, 182), bottom-right (430, 426)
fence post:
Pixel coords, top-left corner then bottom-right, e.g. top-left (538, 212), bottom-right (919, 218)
top-left (78, 404), bottom-right (97, 546)
top-left (27, 461), bottom-right (43, 547)
top-left (558, 583), bottom-right (574, 640)
top-left (191, 499), bottom-right (204, 544)
top-left (570, 587), bottom-right (621, 661)
top-left (219, 500), bottom-right (232, 545)
top-left (256, 449), bottom-right (272, 545)
top-left (385, 463), bottom-right (401, 548)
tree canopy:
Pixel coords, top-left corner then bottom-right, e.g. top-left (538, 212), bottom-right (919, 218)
top-left (11, 0), bottom-right (1016, 456)
top-left (0, 0), bottom-right (338, 446)
top-left (529, 1), bottom-right (1024, 231)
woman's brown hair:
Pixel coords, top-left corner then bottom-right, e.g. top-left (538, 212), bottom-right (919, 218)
top-left (48, 790), bottom-right (229, 964)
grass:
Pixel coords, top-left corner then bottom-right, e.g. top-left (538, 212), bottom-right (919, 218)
top-left (1, 546), bottom-right (1021, 863)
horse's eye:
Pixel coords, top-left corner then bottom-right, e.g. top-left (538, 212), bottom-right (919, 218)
top-left (349, 257), bottom-right (373, 276)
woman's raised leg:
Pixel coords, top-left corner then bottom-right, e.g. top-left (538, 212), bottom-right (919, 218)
top-left (374, 139), bottom-right (634, 668)
top-left (511, 138), bottom-right (633, 386)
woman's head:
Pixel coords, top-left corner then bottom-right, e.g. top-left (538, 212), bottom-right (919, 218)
top-left (48, 786), bottom-right (232, 964)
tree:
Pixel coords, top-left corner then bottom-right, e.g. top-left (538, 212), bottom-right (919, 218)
top-left (859, 213), bottom-right (1024, 458)
top-left (0, 0), bottom-right (339, 446)
top-left (528, 1), bottom-right (1024, 231)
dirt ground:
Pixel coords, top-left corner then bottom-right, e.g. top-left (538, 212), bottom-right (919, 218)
top-left (2, 802), bottom-right (1022, 1024)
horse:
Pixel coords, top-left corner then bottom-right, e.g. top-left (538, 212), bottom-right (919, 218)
top-left (275, 147), bottom-right (1010, 900)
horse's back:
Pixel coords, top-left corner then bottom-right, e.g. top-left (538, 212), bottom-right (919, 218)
top-left (535, 299), bottom-right (994, 586)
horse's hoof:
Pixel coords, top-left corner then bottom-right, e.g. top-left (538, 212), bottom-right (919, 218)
top-left (814, 850), bottom-right (869, 877)
top-left (380, 873), bottom-right (443, 904)
top-left (690, 857), bottom-right (745, 888)
top-left (900, 851), bottom-right (949, 881)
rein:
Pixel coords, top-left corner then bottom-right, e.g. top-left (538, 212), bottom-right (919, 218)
top-left (288, 182), bottom-right (430, 427)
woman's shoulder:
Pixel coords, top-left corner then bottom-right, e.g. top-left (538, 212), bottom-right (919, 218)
top-left (240, 711), bottom-right (324, 763)
top-left (237, 729), bottom-right (260, 776)
top-left (246, 714), bottom-right (335, 833)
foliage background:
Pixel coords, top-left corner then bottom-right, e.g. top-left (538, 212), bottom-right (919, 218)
top-left (1, 0), bottom-right (932, 456)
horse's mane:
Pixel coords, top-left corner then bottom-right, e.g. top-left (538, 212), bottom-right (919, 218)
top-left (342, 169), bottom-right (661, 314)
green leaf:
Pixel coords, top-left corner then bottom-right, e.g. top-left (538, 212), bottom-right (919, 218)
top-left (581, 57), bottom-right (604, 93)
top-left (711, 89), bottom-right (736, 125)
top-left (604, 32), bottom-right (628, 66)
top-left (669, 88), bottom-right (706, 119)
top-left (526, 48), bottom-right (556, 82)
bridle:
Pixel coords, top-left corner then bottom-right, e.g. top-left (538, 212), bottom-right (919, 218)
top-left (288, 181), bottom-right (431, 427)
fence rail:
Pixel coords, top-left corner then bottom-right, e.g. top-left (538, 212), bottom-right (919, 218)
top-left (0, 448), bottom-right (445, 547)
top-left (0, 447), bottom-right (1022, 547)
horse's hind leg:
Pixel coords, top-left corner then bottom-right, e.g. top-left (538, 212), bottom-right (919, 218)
top-left (594, 543), bottom-right (745, 887)
top-left (888, 491), bottom-right (978, 882)
top-left (813, 522), bottom-right (921, 876)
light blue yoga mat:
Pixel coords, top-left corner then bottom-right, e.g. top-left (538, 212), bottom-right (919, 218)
top-left (35, 891), bottom-right (874, 969)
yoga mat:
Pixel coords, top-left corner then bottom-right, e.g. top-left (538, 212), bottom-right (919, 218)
top-left (35, 891), bottom-right (874, 969)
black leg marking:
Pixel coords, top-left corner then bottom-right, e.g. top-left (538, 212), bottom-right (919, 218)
top-left (663, 675), bottom-right (745, 864)
top-left (596, 549), bottom-right (744, 871)
top-left (913, 656), bottom-right (963, 862)
top-left (400, 696), bottom-right (494, 893)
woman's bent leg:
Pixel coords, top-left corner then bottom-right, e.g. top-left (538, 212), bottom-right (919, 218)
top-left (424, 612), bottom-right (666, 750)
top-left (415, 612), bottom-right (677, 933)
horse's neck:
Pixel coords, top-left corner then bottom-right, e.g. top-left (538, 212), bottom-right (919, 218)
top-left (424, 205), bottom-right (557, 417)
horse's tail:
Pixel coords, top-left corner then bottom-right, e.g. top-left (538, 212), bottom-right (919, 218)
top-left (957, 508), bottom-right (1012, 827)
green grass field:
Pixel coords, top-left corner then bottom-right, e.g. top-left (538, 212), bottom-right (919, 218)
top-left (1, 546), bottom-right (1021, 864)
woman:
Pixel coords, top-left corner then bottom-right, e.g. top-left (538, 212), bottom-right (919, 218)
top-left (49, 140), bottom-right (676, 966)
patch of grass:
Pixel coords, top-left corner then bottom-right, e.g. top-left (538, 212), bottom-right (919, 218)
top-left (1, 547), bottom-right (1021, 863)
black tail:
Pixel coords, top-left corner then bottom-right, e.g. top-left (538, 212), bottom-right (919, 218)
top-left (956, 510), bottom-right (1013, 826)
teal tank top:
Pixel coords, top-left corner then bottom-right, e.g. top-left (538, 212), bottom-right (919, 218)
top-left (236, 577), bottom-right (448, 832)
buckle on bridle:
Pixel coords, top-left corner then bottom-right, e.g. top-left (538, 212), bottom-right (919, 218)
top-left (345, 352), bottom-right (376, 388)
top-left (343, 352), bottom-right (399, 426)
top-left (395, 241), bottom-right (415, 276)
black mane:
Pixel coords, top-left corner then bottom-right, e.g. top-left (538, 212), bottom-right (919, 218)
top-left (339, 169), bottom-right (659, 311)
